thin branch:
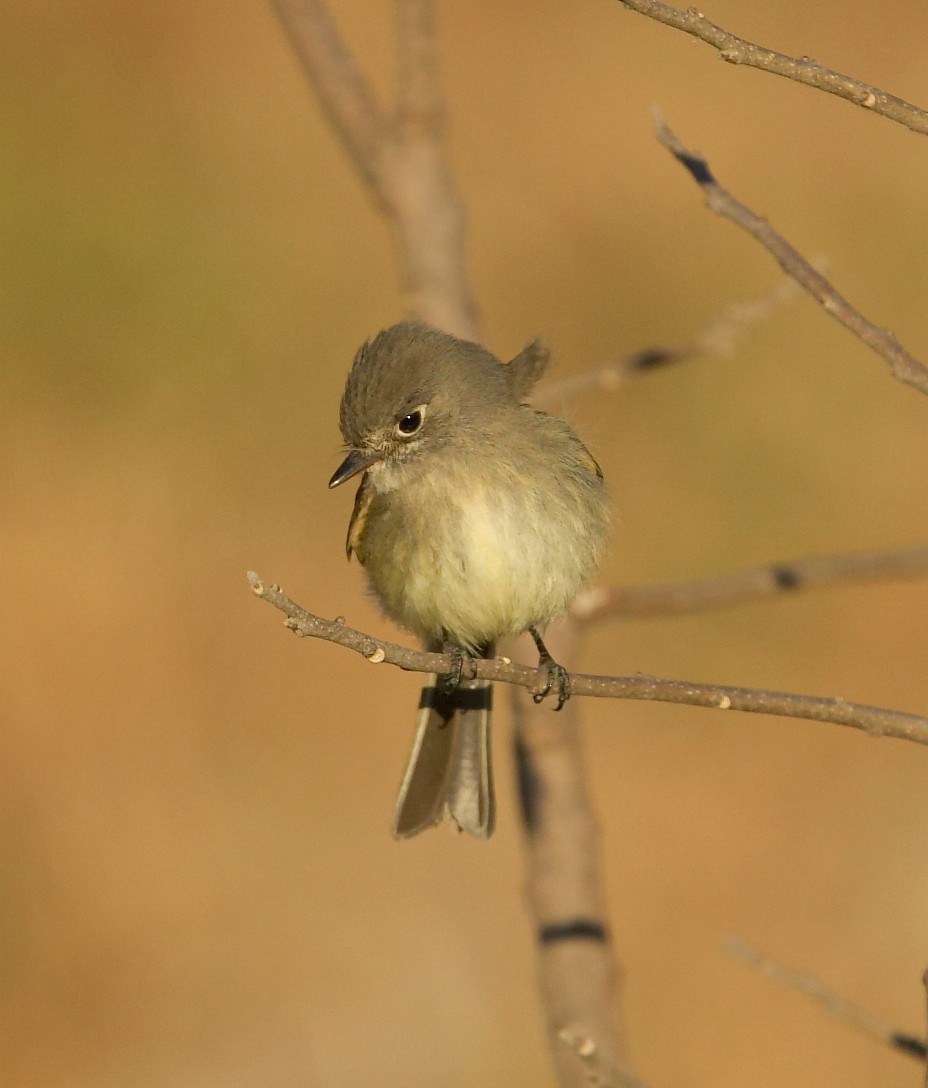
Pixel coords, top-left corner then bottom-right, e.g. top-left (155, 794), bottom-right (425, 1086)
top-left (570, 540), bottom-right (928, 625)
top-left (384, 0), bottom-right (479, 337)
top-left (536, 277), bottom-right (801, 405)
top-left (655, 116), bottom-right (928, 398)
top-left (247, 573), bottom-right (928, 746)
top-left (394, 0), bottom-right (443, 128)
top-left (727, 938), bottom-right (927, 1062)
top-left (617, 1), bottom-right (928, 136)
top-left (270, 0), bottom-right (387, 193)
top-left (271, 0), bottom-right (478, 337)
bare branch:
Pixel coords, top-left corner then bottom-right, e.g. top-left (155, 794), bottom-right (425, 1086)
top-left (617, 1), bottom-right (928, 136)
top-left (272, 6), bottom-right (619, 1077)
top-left (270, 0), bottom-right (387, 193)
top-left (727, 938), bottom-right (927, 1062)
top-left (394, 0), bottom-right (443, 128)
top-left (655, 117), bottom-right (928, 398)
top-left (271, 0), bottom-right (478, 337)
top-left (511, 624), bottom-right (628, 1087)
top-left (558, 1024), bottom-right (652, 1088)
top-left (571, 540), bottom-right (928, 624)
top-left (535, 277), bottom-right (801, 405)
top-left (383, 0), bottom-right (479, 337)
top-left (247, 573), bottom-right (928, 746)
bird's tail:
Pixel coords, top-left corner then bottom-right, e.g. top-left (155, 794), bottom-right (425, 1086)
top-left (391, 643), bottom-right (494, 839)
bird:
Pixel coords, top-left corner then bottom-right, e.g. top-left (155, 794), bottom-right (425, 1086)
top-left (329, 321), bottom-right (609, 838)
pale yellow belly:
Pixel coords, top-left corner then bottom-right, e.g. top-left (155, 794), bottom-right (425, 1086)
top-left (358, 474), bottom-right (605, 650)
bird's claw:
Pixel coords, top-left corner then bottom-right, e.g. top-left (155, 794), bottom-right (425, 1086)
top-left (532, 657), bottom-right (572, 711)
top-left (528, 626), bottom-right (571, 711)
top-left (442, 647), bottom-right (468, 691)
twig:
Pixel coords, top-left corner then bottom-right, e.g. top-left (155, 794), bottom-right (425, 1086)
top-left (727, 938), bottom-right (927, 1062)
top-left (617, 1), bottom-right (928, 136)
top-left (535, 277), bottom-right (801, 405)
top-left (570, 540), bottom-right (928, 624)
top-left (247, 573), bottom-right (928, 745)
top-left (654, 116), bottom-right (928, 398)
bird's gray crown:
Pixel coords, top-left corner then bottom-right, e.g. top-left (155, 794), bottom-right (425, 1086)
top-left (338, 322), bottom-right (509, 445)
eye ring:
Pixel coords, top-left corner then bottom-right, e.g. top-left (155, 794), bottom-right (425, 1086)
top-left (395, 404), bottom-right (427, 438)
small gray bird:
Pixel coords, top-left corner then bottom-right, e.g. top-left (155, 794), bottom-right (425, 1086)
top-left (329, 322), bottom-right (609, 838)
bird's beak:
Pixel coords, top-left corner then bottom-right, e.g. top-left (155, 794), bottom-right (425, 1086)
top-left (328, 448), bottom-right (384, 488)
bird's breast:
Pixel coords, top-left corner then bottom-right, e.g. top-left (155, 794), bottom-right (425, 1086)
top-left (355, 455), bottom-right (606, 650)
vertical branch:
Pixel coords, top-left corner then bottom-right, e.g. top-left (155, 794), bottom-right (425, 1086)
top-left (384, 0), bottom-right (480, 336)
top-left (270, 0), bottom-right (387, 194)
top-left (512, 626), bottom-right (629, 1086)
top-left (394, 0), bottom-right (442, 122)
top-left (272, 0), bottom-right (479, 338)
top-left (272, 2), bottom-right (628, 1082)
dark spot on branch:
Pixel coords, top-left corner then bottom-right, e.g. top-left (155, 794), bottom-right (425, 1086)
top-left (627, 346), bottom-right (678, 370)
top-left (674, 149), bottom-right (715, 186)
top-left (539, 918), bottom-right (609, 944)
top-left (514, 731), bottom-right (541, 834)
top-left (771, 564), bottom-right (801, 590)
top-left (890, 1033), bottom-right (927, 1060)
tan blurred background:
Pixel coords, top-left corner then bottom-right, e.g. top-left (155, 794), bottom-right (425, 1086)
top-left (4, 2), bottom-right (928, 1084)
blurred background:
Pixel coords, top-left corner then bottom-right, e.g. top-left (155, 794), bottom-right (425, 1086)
top-left (4, 2), bottom-right (928, 1084)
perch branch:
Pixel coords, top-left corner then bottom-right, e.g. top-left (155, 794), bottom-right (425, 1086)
top-left (617, 1), bottom-right (928, 136)
top-left (247, 573), bottom-right (928, 746)
top-left (570, 540), bottom-right (928, 624)
top-left (655, 117), bottom-right (928, 398)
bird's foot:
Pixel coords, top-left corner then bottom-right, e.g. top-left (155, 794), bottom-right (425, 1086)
top-left (441, 644), bottom-right (479, 691)
top-left (529, 627), bottom-right (571, 711)
top-left (441, 647), bottom-right (465, 691)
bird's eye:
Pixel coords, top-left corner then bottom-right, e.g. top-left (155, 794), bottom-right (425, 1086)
top-left (395, 404), bottom-right (426, 437)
